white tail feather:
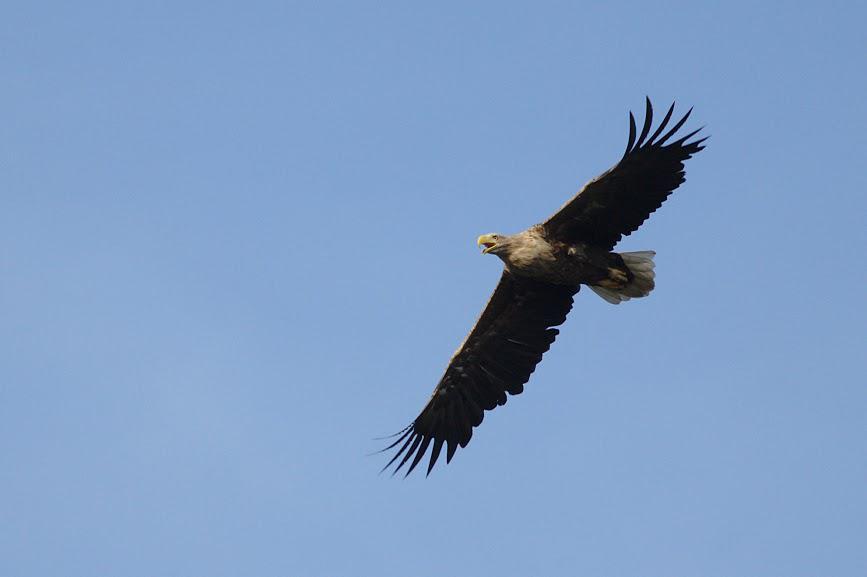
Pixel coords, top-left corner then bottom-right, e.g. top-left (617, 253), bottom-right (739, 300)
top-left (590, 250), bottom-right (656, 305)
top-left (589, 285), bottom-right (627, 304)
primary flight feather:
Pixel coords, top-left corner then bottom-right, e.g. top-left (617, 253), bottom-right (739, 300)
top-left (381, 98), bottom-right (706, 476)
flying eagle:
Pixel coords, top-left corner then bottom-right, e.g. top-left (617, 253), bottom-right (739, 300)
top-left (381, 98), bottom-right (706, 476)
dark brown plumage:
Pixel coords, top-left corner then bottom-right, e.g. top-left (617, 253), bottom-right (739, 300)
top-left (380, 98), bottom-right (706, 476)
top-left (544, 99), bottom-right (705, 249)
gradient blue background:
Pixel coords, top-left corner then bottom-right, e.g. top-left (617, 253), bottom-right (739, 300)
top-left (3, 2), bottom-right (866, 576)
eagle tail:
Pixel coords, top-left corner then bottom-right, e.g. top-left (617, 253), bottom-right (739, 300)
top-left (589, 251), bottom-right (656, 305)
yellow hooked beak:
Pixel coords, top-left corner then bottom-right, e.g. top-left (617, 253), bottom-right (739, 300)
top-left (477, 234), bottom-right (497, 254)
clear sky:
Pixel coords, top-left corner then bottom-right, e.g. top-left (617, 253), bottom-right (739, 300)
top-left (2, 2), bottom-right (866, 576)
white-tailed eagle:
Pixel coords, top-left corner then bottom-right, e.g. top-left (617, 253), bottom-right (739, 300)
top-left (381, 98), bottom-right (706, 476)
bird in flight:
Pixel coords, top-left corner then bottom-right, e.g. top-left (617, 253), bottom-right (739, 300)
top-left (380, 98), bottom-right (706, 476)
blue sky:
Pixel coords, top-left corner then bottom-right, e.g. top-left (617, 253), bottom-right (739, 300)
top-left (2, 2), bottom-right (866, 576)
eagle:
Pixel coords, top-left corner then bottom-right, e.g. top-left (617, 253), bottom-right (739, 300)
top-left (380, 98), bottom-right (706, 476)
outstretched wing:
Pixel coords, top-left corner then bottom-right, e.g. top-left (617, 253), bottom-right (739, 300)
top-left (380, 271), bottom-right (578, 477)
top-left (543, 98), bottom-right (707, 249)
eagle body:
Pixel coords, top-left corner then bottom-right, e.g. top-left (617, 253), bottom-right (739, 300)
top-left (380, 99), bottom-right (706, 476)
top-left (491, 226), bottom-right (633, 289)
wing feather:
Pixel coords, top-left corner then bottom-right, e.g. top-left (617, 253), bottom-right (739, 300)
top-left (380, 271), bottom-right (577, 476)
top-left (427, 437), bottom-right (444, 475)
top-left (543, 99), bottom-right (706, 249)
top-left (635, 96), bottom-right (654, 148)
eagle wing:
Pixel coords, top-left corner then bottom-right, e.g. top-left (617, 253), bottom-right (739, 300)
top-left (543, 98), bottom-right (707, 250)
top-left (380, 271), bottom-right (578, 476)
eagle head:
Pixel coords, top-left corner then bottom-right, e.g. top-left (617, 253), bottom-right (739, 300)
top-left (477, 233), bottom-right (507, 255)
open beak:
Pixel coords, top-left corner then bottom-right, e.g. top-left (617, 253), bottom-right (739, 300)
top-left (477, 234), bottom-right (497, 254)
